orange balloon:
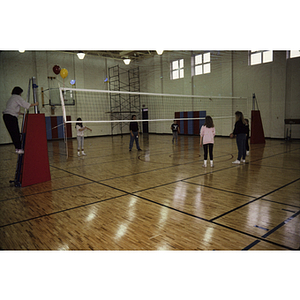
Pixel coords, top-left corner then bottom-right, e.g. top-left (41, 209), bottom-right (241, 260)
top-left (60, 68), bottom-right (68, 79)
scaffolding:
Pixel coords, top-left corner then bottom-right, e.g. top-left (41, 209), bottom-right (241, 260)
top-left (108, 65), bottom-right (140, 135)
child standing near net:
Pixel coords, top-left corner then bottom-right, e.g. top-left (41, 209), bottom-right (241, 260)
top-left (129, 115), bottom-right (142, 151)
top-left (171, 120), bottom-right (180, 144)
top-left (230, 111), bottom-right (247, 164)
top-left (76, 118), bottom-right (92, 156)
top-left (200, 116), bottom-right (215, 167)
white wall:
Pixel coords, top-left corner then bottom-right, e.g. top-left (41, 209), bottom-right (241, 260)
top-left (137, 50), bottom-right (300, 138)
top-left (1, 50), bottom-right (300, 145)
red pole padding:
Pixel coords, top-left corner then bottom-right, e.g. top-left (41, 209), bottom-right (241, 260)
top-left (250, 110), bottom-right (265, 144)
top-left (21, 114), bottom-right (51, 187)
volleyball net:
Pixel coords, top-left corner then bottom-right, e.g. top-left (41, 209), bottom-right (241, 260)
top-left (59, 87), bottom-right (249, 138)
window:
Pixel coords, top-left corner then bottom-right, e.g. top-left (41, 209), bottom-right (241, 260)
top-left (289, 50), bottom-right (300, 59)
top-left (170, 59), bottom-right (184, 80)
top-left (192, 52), bottom-right (211, 76)
top-left (249, 50), bottom-right (273, 65)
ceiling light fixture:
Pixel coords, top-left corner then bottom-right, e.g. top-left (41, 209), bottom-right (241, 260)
top-left (77, 52), bottom-right (85, 59)
top-left (156, 50), bottom-right (164, 55)
top-left (123, 58), bottom-right (131, 65)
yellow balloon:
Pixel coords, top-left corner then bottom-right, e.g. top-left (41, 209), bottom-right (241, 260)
top-left (60, 68), bottom-right (68, 79)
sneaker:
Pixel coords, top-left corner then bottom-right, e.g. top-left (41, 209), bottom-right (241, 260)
top-left (82, 152), bottom-right (87, 156)
top-left (78, 152), bottom-right (81, 157)
top-left (138, 148), bottom-right (142, 151)
top-left (246, 151), bottom-right (249, 156)
top-left (242, 159), bottom-right (246, 163)
top-left (210, 161), bottom-right (214, 167)
top-left (202, 160), bottom-right (207, 168)
top-left (15, 149), bottom-right (24, 154)
top-left (232, 160), bottom-right (240, 164)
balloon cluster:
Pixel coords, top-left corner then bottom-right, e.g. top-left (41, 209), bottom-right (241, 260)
top-left (52, 65), bottom-right (68, 79)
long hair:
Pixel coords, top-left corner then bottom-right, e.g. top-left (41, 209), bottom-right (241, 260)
top-left (204, 116), bottom-right (214, 128)
top-left (235, 111), bottom-right (246, 124)
top-left (76, 117), bottom-right (83, 128)
top-left (11, 86), bottom-right (23, 95)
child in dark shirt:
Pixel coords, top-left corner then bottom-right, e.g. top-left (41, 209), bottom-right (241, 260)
top-left (230, 111), bottom-right (247, 164)
top-left (245, 118), bottom-right (250, 155)
top-left (129, 115), bottom-right (142, 151)
top-left (171, 120), bottom-right (180, 144)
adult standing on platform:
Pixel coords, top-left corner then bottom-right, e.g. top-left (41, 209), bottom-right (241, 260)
top-left (2, 86), bottom-right (39, 154)
top-left (230, 111), bottom-right (247, 164)
top-left (129, 115), bottom-right (142, 151)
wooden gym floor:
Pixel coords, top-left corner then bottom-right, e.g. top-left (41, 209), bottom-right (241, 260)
top-left (0, 134), bottom-right (299, 250)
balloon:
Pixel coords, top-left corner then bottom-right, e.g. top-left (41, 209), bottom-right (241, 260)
top-left (60, 68), bottom-right (68, 79)
top-left (70, 79), bottom-right (76, 85)
top-left (53, 65), bottom-right (61, 75)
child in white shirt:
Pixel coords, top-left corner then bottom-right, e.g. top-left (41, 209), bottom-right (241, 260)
top-left (200, 116), bottom-right (215, 167)
top-left (76, 118), bottom-right (92, 156)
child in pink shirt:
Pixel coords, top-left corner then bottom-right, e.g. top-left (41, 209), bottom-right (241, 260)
top-left (200, 116), bottom-right (215, 167)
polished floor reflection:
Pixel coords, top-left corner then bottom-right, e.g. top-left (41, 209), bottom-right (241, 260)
top-left (0, 134), bottom-right (299, 250)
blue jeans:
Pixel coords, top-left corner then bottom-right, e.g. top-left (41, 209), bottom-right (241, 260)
top-left (129, 131), bottom-right (140, 150)
top-left (236, 133), bottom-right (246, 160)
top-left (172, 131), bottom-right (178, 143)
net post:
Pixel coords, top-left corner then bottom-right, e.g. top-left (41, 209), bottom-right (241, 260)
top-left (59, 87), bottom-right (69, 159)
top-left (32, 77), bottom-right (39, 114)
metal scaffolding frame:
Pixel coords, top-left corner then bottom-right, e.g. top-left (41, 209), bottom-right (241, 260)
top-left (108, 65), bottom-right (141, 135)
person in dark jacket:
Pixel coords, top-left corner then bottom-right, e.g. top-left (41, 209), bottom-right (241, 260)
top-left (245, 118), bottom-right (250, 155)
top-left (129, 115), bottom-right (142, 151)
top-left (230, 111), bottom-right (247, 164)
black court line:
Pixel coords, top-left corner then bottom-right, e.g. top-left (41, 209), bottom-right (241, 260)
top-left (243, 240), bottom-right (261, 250)
top-left (282, 208), bottom-right (297, 213)
top-left (210, 177), bottom-right (300, 222)
top-left (261, 198), bottom-right (300, 209)
top-left (53, 153), bottom-right (236, 188)
top-left (262, 210), bottom-right (300, 239)
top-left (182, 180), bottom-right (256, 199)
top-left (2, 138), bottom-right (299, 250)
top-left (0, 193), bottom-right (126, 229)
top-left (130, 160), bottom-right (256, 194)
top-left (249, 162), bottom-right (300, 172)
top-left (4, 161), bottom-right (292, 250)
top-left (242, 210), bottom-right (300, 250)
top-left (46, 152), bottom-right (300, 250)
top-left (249, 147), bottom-right (300, 164)
top-left (1, 163), bottom-right (297, 250)
top-left (212, 221), bottom-right (294, 250)
top-left (96, 182), bottom-right (295, 250)
top-left (0, 181), bottom-right (96, 203)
